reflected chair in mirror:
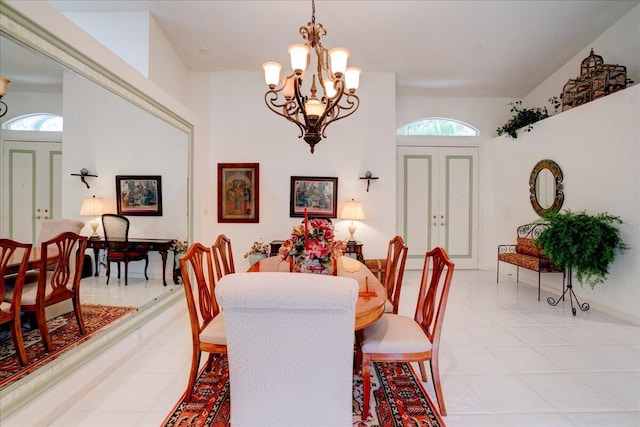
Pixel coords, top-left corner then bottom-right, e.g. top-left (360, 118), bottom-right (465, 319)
top-left (382, 235), bottom-right (408, 314)
top-left (179, 242), bottom-right (226, 402)
top-left (0, 239), bottom-right (32, 365)
top-left (19, 232), bottom-right (88, 353)
top-left (217, 272), bottom-right (358, 426)
top-left (359, 246), bottom-right (455, 418)
top-left (21, 219), bottom-right (85, 286)
top-left (211, 234), bottom-right (235, 281)
top-left (102, 214), bottom-right (148, 286)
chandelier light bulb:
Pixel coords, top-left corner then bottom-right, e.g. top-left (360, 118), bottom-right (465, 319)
top-left (329, 48), bottom-right (349, 76)
top-left (288, 44), bottom-right (310, 74)
top-left (324, 81), bottom-right (337, 98)
top-left (263, 62), bottom-right (282, 88)
top-left (345, 67), bottom-right (361, 92)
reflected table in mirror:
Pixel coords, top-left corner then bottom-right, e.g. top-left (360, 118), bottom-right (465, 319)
top-left (247, 255), bottom-right (386, 330)
top-left (86, 238), bottom-right (174, 286)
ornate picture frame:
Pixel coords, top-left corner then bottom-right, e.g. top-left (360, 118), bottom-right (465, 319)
top-left (218, 163), bottom-right (259, 223)
top-left (115, 175), bottom-right (163, 216)
top-left (290, 176), bottom-right (338, 218)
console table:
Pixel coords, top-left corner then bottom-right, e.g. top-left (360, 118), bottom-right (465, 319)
top-left (86, 238), bottom-right (175, 286)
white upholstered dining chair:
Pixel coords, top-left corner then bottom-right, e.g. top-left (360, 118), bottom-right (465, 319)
top-left (217, 272), bottom-right (359, 427)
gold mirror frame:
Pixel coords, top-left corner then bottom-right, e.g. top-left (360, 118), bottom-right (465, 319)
top-left (529, 159), bottom-right (564, 216)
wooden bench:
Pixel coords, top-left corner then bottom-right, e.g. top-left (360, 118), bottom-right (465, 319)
top-left (497, 223), bottom-right (563, 301)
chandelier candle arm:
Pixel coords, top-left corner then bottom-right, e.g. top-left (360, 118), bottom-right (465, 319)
top-left (262, 0), bottom-right (361, 153)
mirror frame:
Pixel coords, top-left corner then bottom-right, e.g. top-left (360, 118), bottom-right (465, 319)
top-left (0, 3), bottom-right (193, 416)
top-left (529, 159), bottom-right (564, 216)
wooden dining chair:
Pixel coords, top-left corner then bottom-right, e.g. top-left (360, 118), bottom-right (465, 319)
top-left (382, 235), bottom-right (408, 314)
top-left (0, 239), bottom-right (32, 365)
top-left (179, 242), bottom-right (226, 402)
top-left (216, 272), bottom-right (358, 426)
top-left (102, 214), bottom-right (148, 286)
top-left (19, 232), bottom-right (89, 352)
top-left (211, 234), bottom-right (235, 281)
top-left (359, 246), bottom-right (455, 418)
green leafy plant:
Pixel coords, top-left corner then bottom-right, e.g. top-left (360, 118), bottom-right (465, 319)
top-left (496, 100), bottom-right (550, 139)
top-left (535, 210), bottom-right (629, 288)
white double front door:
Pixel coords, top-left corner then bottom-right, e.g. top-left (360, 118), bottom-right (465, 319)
top-left (1, 138), bottom-right (62, 244)
top-left (397, 145), bottom-right (478, 269)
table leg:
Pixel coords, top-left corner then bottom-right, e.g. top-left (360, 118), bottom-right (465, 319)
top-left (159, 249), bottom-right (168, 286)
top-left (93, 247), bottom-right (100, 276)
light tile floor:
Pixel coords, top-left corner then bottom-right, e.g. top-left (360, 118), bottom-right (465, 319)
top-left (2, 269), bottom-right (639, 426)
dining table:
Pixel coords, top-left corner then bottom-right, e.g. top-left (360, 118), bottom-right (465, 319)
top-left (4, 247), bottom-right (59, 276)
top-left (247, 255), bottom-right (387, 330)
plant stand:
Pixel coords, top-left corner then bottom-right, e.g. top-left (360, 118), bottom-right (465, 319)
top-left (547, 267), bottom-right (590, 316)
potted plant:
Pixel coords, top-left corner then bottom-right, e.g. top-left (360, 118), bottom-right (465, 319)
top-left (535, 210), bottom-right (629, 288)
top-left (244, 239), bottom-right (270, 265)
top-left (496, 100), bottom-right (550, 139)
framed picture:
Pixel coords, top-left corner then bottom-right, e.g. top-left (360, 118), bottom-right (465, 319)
top-left (290, 176), bottom-right (338, 218)
top-left (218, 163), bottom-right (259, 223)
top-left (115, 175), bottom-right (163, 216)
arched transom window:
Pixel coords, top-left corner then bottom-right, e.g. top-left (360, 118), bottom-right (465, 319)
top-left (397, 117), bottom-right (478, 136)
top-left (2, 113), bottom-right (63, 131)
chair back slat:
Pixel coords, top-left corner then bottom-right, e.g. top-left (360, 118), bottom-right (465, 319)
top-left (211, 234), bottom-right (235, 280)
top-left (39, 232), bottom-right (88, 303)
top-left (415, 247), bottom-right (455, 345)
top-left (0, 239), bottom-right (32, 318)
top-left (383, 235), bottom-right (408, 314)
top-left (180, 243), bottom-right (219, 334)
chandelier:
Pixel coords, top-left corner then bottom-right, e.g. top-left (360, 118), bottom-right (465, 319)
top-left (262, 0), bottom-right (361, 153)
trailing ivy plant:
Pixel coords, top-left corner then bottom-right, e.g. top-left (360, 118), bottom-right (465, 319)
top-left (535, 210), bottom-right (629, 288)
top-left (496, 100), bottom-right (550, 139)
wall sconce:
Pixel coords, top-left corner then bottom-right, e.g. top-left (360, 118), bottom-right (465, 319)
top-left (359, 170), bottom-right (379, 192)
top-left (71, 168), bottom-right (98, 188)
top-left (0, 76), bottom-right (10, 118)
top-left (340, 199), bottom-right (365, 241)
top-left (79, 195), bottom-right (105, 239)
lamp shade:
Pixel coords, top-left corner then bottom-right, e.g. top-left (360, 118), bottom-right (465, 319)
top-left (340, 200), bottom-right (365, 220)
top-left (79, 196), bottom-right (104, 216)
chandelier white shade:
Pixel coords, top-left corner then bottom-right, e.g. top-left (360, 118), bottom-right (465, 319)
top-left (262, 0), bottom-right (361, 153)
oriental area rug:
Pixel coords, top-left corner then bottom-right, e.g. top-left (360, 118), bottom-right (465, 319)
top-left (163, 354), bottom-right (446, 427)
top-left (0, 303), bottom-right (136, 388)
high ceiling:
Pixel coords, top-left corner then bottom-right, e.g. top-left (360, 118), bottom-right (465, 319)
top-left (8, 1), bottom-right (640, 97)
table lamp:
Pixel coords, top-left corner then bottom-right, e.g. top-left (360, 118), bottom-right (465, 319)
top-left (340, 199), bottom-right (365, 241)
top-left (79, 195), bottom-right (104, 239)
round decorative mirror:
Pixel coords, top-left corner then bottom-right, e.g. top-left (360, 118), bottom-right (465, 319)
top-left (529, 159), bottom-right (564, 216)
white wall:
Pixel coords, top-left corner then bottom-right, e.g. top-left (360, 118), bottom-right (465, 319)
top-left (188, 70), bottom-right (398, 268)
top-left (526, 4), bottom-right (640, 109)
top-left (62, 11), bottom-right (151, 78)
top-left (485, 85), bottom-right (639, 323)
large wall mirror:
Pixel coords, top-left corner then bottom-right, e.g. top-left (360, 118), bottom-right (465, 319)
top-left (529, 159), bottom-right (564, 216)
top-left (0, 4), bottom-right (192, 415)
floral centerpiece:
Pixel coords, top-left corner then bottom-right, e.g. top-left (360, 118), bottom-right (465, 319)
top-left (279, 216), bottom-right (343, 274)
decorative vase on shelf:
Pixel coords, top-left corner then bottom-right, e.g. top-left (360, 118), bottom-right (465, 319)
top-left (248, 253), bottom-right (268, 266)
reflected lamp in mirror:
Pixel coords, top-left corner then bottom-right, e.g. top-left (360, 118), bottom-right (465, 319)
top-left (0, 76), bottom-right (9, 117)
top-left (79, 195), bottom-right (105, 239)
top-left (340, 199), bottom-right (365, 241)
